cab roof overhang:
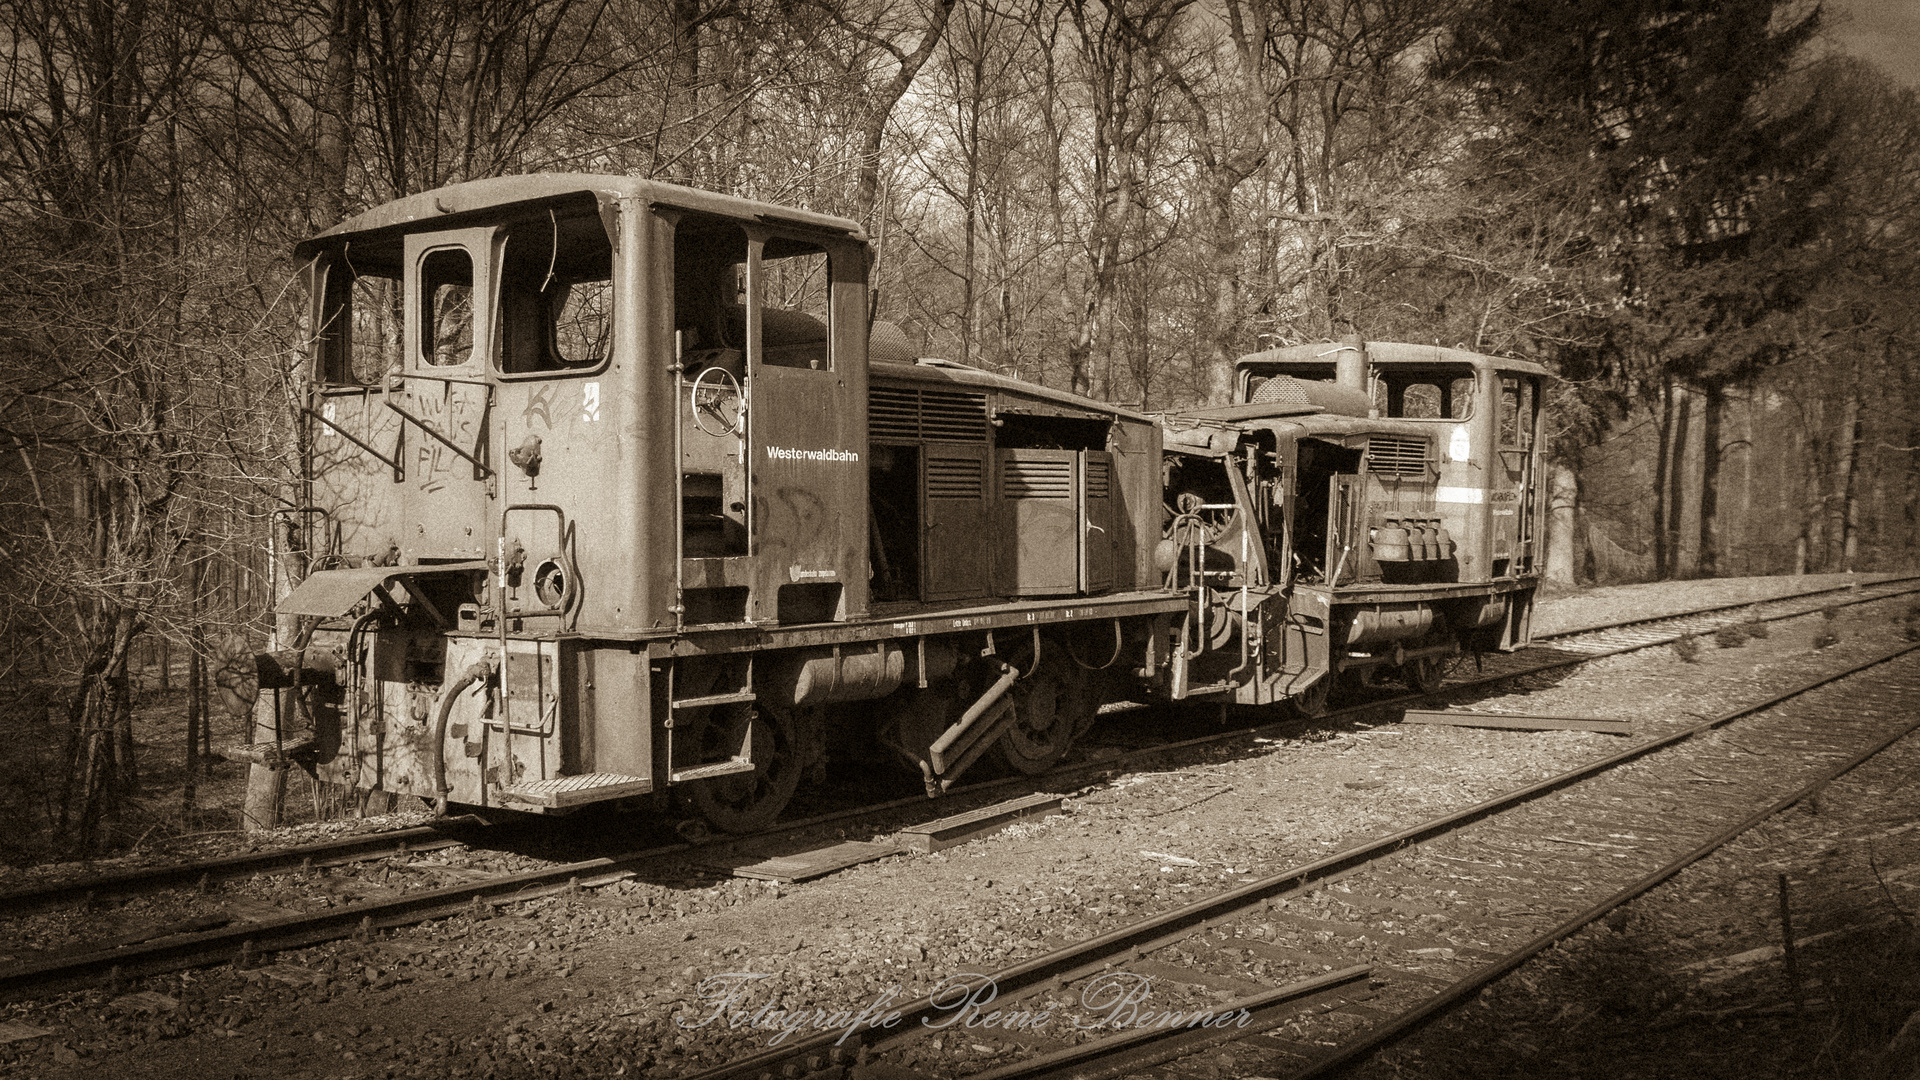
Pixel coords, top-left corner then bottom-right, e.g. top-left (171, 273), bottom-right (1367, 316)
top-left (293, 174), bottom-right (866, 263)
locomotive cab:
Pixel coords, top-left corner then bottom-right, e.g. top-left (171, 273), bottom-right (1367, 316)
top-left (242, 175), bottom-right (1186, 832)
top-left (269, 177), bottom-right (878, 820)
top-left (1156, 341), bottom-right (1549, 712)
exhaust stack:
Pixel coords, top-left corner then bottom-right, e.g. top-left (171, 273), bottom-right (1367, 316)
top-left (1336, 335), bottom-right (1369, 397)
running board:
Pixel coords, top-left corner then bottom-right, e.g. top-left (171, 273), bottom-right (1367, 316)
top-left (499, 773), bottom-right (653, 808)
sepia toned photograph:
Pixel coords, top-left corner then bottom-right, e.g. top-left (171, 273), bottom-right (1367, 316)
top-left (2, 1), bottom-right (1917, 1077)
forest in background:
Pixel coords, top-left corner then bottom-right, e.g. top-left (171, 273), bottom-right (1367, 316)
top-left (2, 0), bottom-right (1917, 853)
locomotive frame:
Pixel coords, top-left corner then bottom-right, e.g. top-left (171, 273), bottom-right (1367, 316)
top-left (228, 174), bottom-right (1548, 833)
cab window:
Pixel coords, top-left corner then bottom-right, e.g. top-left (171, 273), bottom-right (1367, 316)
top-left (498, 215), bottom-right (614, 374)
top-left (670, 217), bottom-right (836, 374)
top-left (419, 248), bottom-right (474, 367)
top-left (1499, 376), bottom-right (1536, 447)
top-left (1374, 370), bottom-right (1474, 419)
top-left (315, 262), bottom-right (402, 386)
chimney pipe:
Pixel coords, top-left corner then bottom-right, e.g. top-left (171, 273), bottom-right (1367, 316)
top-left (1336, 335), bottom-right (1368, 396)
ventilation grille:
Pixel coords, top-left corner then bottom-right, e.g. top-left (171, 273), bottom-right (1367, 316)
top-left (870, 386), bottom-right (989, 442)
top-left (926, 456), bottom-right (984, 499)
top-left (1367, 435), bottom-right (1430, 477)
top-left (1002, 459), bottom-right (1072, 500)
top-left (1251, 375), bottom-right (1313, 405)
top-left (1085, 460), bottom-right (1110, 499)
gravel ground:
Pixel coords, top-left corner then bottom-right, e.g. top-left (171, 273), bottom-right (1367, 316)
top-left (1530, 571), bottom-right (1900, 636)
top-left (1366, 682), bottom-right (1920, 1080)
top-left (1, 573), bottom-right (1916, 1080)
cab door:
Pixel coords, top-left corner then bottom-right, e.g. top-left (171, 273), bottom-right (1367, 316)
top-left (397, 228), bottom-right (498, 563)
top-left (743, 233), bottom-right (870, 623)
top-left (1493, 375), bottom-right (1538, 575)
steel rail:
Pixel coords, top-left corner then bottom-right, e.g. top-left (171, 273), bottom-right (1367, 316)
top-left (0, 822), bottom-right (477, 916)
top-left (1532, 572), bottom-right (1920, 641)
top-left (7, 576), bottom-right (1902, 918)
top-left (681, 640), bottom-right (1920, 1080)
top-left (3, 580), bottom-right (1913, 1002)
top-left (1282, 679), bottom-right (1920, 1079)
top-left (0, 842), bottom-right (680, 1000)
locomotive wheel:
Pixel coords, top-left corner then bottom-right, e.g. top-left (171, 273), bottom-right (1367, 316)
top-left (680, 705), bottom-right (801, 834)
top-left (1402, 654), bottom-right (1451, 694)
top-left (992, 656), bottom-right (1076, 775)
top-left (1060, 661), bottom-right (1100, 739)
top-left (1289, 673), bottom-right (1332, 719)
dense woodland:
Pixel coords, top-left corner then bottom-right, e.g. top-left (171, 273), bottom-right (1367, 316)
top-left (2, 0), bottom-right (1917, 853)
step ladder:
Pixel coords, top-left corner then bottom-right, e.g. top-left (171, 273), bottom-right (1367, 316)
top-left (667, 655), bottom-right (759, 783)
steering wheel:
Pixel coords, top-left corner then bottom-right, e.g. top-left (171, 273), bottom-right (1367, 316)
top-left (690, 366), bottom-right (744, 437)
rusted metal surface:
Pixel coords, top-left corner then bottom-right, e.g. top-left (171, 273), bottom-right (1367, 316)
top-left (267, 173), bottom-right (1560, 831)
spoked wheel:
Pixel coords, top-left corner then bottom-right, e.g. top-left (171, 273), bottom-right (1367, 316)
top-left (680, 704), bottom-right (802, 834)
top-left (1289, 672), bottom-right (1332, 719)
top-left (1402, 654), bottom-right (1452, 694)
top-left (993, 650), bottom-right (1079, 775)
top-left (1400, 623), bottom-right (1456, 695)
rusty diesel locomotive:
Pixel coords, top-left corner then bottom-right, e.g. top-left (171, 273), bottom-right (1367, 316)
top-left (228, 174), bottom-right (1548, 832)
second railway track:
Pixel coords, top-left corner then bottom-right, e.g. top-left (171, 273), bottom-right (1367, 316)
top-left (686, 637), bottom-right (1920, 1080)
top-left (2, 576), bottom-right (1916, 1028)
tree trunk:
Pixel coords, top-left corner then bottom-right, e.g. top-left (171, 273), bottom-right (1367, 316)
top-left (184, 635), bottom-right (201, 813)
top-left (1545, 461), bottom-right (1580, 588)
top-left (1652, 375), bottom-right (1673, 578)
top-left (1739, 395), bottom-right (1755, 574)
top-left (310, 0), bottom-right (362, 230)
top-left (1801, 412), bottom-right (1826, 572)
top-left (1905, 418), bottom-right (1919, 562)
top-left (1836, 390), bottom-right (1861, 571)
top-left (1696, 380), bottom-right (1724, 578)
top-left (852, 0), bottom-right (957, 226)
top-left (1665, 382), bottom-right (1693, 578)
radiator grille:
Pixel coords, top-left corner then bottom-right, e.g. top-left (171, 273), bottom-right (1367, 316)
top-left (870, 386), bottom-right (989, 442)
top-left (1001, 459), bottom-right (1073, 499)
top-left (926, 456), bottom-right (984, 499)
top-left (1367, 435), bottom-right (1430, 477)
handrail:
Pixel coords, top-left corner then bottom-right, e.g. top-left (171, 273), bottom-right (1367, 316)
top-left (303, 407), bottom-right (403, 477)
top-left (391, 370), bottom-right (493, 388)
top-left (384, 399), bottom-right (492, 477)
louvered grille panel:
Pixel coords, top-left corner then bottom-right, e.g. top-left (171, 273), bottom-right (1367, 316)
top-left (868, 386), bottom-right (988, 442)
top-left (1367, 435), bottom-right (1429, 477)
top-left (1002, 459), bottom-right (1073, 499)
top-left (869, 388), bottom-right (920, 440)
top-left (927, 457), bottom-right (984, 499)
top-left (922, 392), bottom-right (988, 441)
top-left (1085, 460), bottom-right (1111, 499)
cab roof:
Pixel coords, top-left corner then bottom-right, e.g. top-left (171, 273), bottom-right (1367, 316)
top-left (294, 173), bottom-right (865, 260)
top-left (1238, 340), bottom-right (1553, 379)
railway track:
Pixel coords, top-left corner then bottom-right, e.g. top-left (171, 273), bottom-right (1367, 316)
top-left (683, 641), bottom-right (1920, 1080)
top-left (2, 576), bottom-right (1914, 1006)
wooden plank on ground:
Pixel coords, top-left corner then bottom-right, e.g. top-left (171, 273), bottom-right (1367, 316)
top-left (705, 840), bottom-right (900, 883)
top-left (895, 792), bottom-right (1064, 853)
top-left (1400, 709), bottom-right (1630, 735)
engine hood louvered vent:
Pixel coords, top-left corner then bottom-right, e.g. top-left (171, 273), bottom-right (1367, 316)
top-left (1001, 458), bottom-right (1072, 499)
top-left (871, 386), bottom-right (989, 442)
top-left (1366, 435), bottom-right (1430, 477)
top-left (926, 456), bottom-right (984, 499)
